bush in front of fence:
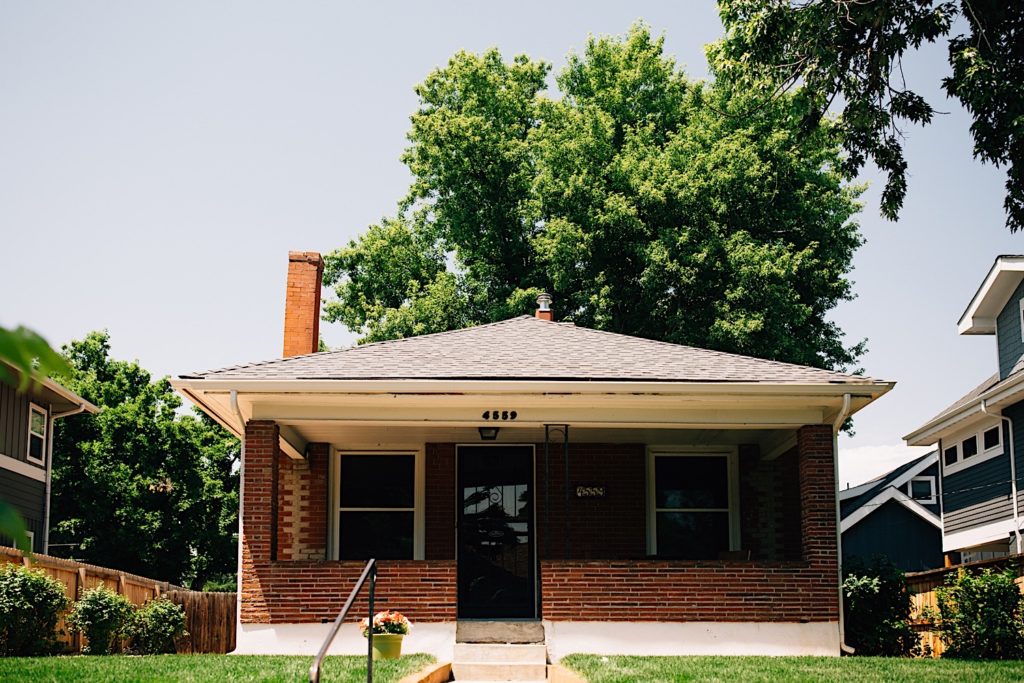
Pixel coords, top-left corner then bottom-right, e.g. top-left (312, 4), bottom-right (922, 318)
top-left (127, 598), bottom-right (188, 654)
top-left (0, 563), bottom-right (70, 656)
top-left (842, 556), bottom-right (920, 657)
top-left (934, 567), bottom-right (1024, 659)
top-left (67, 585), bottom-right (135, 655)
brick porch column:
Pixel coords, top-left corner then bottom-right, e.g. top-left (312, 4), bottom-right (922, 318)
top-left (241, 420), bottom-right (279, 623)
top-left (797, 424), bottom-right (840, 619)
top-left (277, 442), bottom-right (330, 561)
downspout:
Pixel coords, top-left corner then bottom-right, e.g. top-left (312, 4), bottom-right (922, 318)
top-left (230, 390), bottom-right (246, 628)
top-left (981, 400), bottom-right (1022, 554)
top-left (832, 394), bottom-right (854, 655)
top-left (44, 403), bottom-right (89, 555)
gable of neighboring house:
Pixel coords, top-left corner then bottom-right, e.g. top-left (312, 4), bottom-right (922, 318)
top-left (840, 452), bottom-right (942, 571)
top-left (0, 365), bottom-right (96, 553)
top-left (907, 255), bottom-right (1024, 558)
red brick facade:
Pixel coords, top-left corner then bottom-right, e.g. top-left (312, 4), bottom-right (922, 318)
top-left (241, 422), bottom-right (839, 624)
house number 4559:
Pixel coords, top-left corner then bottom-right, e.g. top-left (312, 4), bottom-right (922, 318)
top-left (481, 410), bottom-right (518, 420)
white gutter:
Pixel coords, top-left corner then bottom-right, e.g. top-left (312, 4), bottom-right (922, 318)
top-left (230, 390), bottom-right (246, 627)
top-left (981, 399), bottom-right (1022, 554)
top-left (906, 371), bottom-right (1024, 445)
top-left (832, 394), bottom-right (854, 655)
top-left (43, 402), bottom-right (91, 554)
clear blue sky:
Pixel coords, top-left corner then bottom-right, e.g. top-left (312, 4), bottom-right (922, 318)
top-left (1, 2), bottom-right (1019, 485)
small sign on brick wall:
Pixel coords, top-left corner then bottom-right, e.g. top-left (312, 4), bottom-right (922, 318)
top-left (574, 484), bottom-right (606, 499)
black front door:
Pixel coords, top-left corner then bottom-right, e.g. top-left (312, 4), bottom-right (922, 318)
top-left (457, 445), bottom-right (536, 619)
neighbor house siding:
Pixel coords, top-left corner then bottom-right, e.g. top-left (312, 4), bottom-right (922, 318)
top-left (1003, 400), bottom-right (1024, 519)
top-left (842, 500), bottom-right (942, 572)
top-left (997, 278), bottom-right (1024, 379)
top-left (942, 447), bottom-right (1012, 534)
top-left (0, 468), bottom-right (45, 552)
top-left (0, 380), bottom-right (35, 464)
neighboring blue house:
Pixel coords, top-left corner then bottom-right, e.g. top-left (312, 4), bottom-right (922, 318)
top-left (840, 451), bottom-right (943, 571)
top-left (906, 255), bottom-right (1024, 563)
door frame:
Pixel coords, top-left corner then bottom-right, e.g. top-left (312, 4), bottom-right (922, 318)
top-left (454, 443), bottom-right (539, 620)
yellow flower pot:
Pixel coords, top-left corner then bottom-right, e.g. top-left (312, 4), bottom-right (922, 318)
top-left (370, 633), bottom-right (404, 660)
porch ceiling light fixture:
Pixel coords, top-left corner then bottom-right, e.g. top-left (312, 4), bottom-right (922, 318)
top-left (478, 426), bottom-right (500, 441)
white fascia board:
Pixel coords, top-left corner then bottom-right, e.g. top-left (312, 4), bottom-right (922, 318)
top-left (841, 486), bottom-right (941, 533)
top-left (958, 256), bottom-right (1024, 335)
top-left (905, 374), bottom-right (1024, 446)
top-left (943, 517), bottom-right (1018, 553)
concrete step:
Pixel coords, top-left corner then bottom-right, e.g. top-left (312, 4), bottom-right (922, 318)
top-left (451, 661), bottom-right (548, 681)
top-left (456, 621), bottom-right (545, 643)
top-left (454, 643), bottom-right (547, 663)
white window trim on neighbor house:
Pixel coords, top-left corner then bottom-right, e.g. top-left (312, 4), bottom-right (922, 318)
top-left (328, 448), bottom-right (425, 561)
top-left (942, 422), bottom-right (1003, 475)
top-left (1018, 297), bottom-right (1024, 341)
top-left (907, 476), bottom-right (937, 505)
top-left (645, 446), bottom-right (740, 557)
top-left (26, 403), bottom-right (47, 466)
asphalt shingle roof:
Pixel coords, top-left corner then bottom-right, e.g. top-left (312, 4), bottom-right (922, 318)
top-left (182, 315), bottom-right (882, 385)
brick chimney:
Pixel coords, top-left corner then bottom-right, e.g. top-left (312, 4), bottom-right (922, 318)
top-left (283, 251), bottom-right (324, 357)
top-left (535, 292), bottom-right (553, 321)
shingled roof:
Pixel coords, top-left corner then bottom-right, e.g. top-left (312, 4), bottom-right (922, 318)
top-left (182, 315), bottom-right (881, 385)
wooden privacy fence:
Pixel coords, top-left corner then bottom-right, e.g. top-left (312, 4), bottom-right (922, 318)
top-left (0, 546), bottom-right (235, 653)
top-left (906, 553), bottom-right (1024, 657)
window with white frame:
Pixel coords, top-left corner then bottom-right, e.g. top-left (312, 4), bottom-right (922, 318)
top-left (648, 450), bottom-right (737, 560)
top-left (942, 424), bottom-right (1003, 473)
top-left (336, 453), bottom-right (416, 560)
top-left (27, 404), bottom-right (47, 465)
top-left (907, 476), bottom-right (936, 504)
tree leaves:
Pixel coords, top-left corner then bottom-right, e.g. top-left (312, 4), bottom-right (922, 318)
top-left (49, 331), bottom-right (239, 588)
top-left (713, 1), bottom-right (1023, 232)
top-left (325, 23), bottom-right (866, 372)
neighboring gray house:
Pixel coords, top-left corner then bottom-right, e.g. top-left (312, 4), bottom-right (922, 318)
top-left (839, 451), bottom-right (943, 571)
top-left (0, 362), bottom-right (96, 553)
top-left (906, 255), bottom-right (1024, 562)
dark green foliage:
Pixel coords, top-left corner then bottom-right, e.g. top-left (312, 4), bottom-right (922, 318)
top-left (126, 598), bottom-right (187, 654)
top-left (49, 331), bottom-right (239, 588)
top-left (935, 568), bottom-right (1024, 659)
top-left (713, 1), bottom-right (1024, 232)
top-left (326, 24), bottom-right (865, 375)
top-left (0, 564), bottom-right (69, 656)
top-left (200, 574), bottom-right (237, 593)
top-left (66, 586), bottom-right (134, 655)
top-left (842, 556), bottom-right (920, 656)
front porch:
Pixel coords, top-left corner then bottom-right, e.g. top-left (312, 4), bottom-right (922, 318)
top-left (236, 420), bottom-right (841, 658)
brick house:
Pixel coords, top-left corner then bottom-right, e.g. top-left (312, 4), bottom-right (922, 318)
top-left (172, 251), bottom-right (892, 661)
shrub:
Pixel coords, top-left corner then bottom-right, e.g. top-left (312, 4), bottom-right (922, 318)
top-left (0, 563), bottom-right (69, 656)
top-left (935, 567), bottom-right (1024, 659)
top-left (842, 556), bottom-right (920, 656)
top-left (126, 598), bottom-right (187, 654)
top-left (66, 586), bottom-right (134, 655)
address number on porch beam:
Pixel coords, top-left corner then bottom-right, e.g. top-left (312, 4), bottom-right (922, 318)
top-left (575, 485), bottom-right (606, 499)
top-left (481, 410), bottom-right (518, 421)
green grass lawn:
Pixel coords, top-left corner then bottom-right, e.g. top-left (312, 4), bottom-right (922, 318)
top-left (0, 653), bottom-right (434, 683)
top-left (562, 655), bottom-right (1024, 682)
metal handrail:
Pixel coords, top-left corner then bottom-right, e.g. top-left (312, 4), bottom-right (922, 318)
top-left (309, 558), bottom-right (377, 683)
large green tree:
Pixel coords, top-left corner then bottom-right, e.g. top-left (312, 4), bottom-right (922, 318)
top-left (712, 1), bottom-right (1024, 232)
top-left (326, 24), bottom-right (865, 371)
top-left (49, 331), bottom-right (238, 588)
